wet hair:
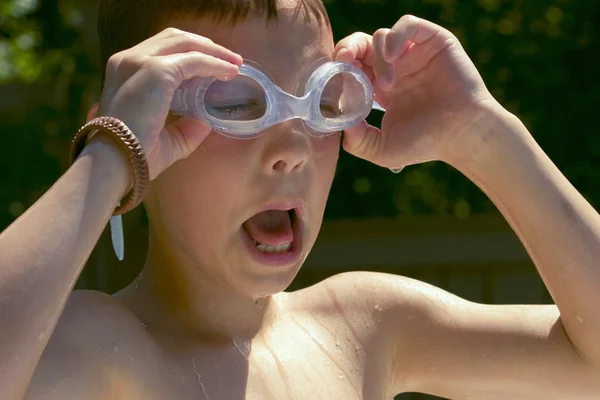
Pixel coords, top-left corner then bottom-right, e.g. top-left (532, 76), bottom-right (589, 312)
top-left (98, 0), bottom-right (329, 80)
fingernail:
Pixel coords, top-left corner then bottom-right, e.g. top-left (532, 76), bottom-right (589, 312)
top-left (378, 75), bottom-right (390, 91)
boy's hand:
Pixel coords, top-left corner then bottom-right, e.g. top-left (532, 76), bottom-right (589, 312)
top-left (98, 27), bottom-right (243, 179)
top-left (334, 15), bottom-right (499, 169)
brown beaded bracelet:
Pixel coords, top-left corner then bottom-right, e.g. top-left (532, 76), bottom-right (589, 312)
top-left (70, 116), bottom-right (150, 216)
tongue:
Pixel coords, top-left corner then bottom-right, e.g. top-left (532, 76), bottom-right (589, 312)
top-left (243, 210), bottom-right (294, 247)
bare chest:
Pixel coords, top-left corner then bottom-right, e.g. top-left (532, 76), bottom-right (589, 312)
top-left (163, 347), bottom-right (363, 400)
top-left (127, 320), bottom-right (387, 400)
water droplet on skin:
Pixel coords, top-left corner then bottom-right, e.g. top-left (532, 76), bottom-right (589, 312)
top-left (253, 297), bottom-right (265, 308)
top-left (577, 316), bottom-right (584, 324)
top-left (338, 374), bottom-right (344, 379)
top-left (335, 341), bottom-right (340, 347)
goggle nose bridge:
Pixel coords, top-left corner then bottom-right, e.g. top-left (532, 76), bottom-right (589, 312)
top-left (272, 88), bottom-right (317, 122)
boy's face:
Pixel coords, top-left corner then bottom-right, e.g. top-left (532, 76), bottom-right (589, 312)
top-left (145, 4), bottom-right (339, 298)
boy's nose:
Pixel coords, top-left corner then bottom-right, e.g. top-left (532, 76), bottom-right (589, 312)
top-left (261, 122), bottom-right (311, 175)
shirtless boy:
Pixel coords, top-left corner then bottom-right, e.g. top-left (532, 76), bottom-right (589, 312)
top-left (1, 0), bottom-right (600, 399)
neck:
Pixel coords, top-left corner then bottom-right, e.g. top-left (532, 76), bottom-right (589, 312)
top-left (119, 235), bottom-right (280, 341)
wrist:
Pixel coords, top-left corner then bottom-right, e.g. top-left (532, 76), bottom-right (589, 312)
top-left (442, 100), bottom-right (528, 171)
top-left (79, 134), bottom-right (134, 199)
top-left (71, 117), bottom-right (150, 215)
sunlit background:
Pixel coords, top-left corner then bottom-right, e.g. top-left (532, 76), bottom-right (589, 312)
top-left (1, 0), bottom-right (599, 398)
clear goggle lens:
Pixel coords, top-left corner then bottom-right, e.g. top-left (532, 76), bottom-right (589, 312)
top-left (203, 75), bottom-right (267, 121)
top-left (319, 71), bottom-right (368, 120)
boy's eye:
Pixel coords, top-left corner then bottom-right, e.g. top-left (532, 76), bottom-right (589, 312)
top-left (320, 101), bottom-right (342, 118)
top-left (206, 99), bottom-right (266, 120)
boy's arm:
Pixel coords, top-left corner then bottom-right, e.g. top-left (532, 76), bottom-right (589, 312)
top-left (457, 107), bottom-right (600, 365)
top-left (0, 137), bottom-right (130, 400)
top-left (333, 14), bottom-right (600, 397)
top-left (387, 107), bottom-right (600, 398)
top-left (0, 28), bottom-right (241, 399)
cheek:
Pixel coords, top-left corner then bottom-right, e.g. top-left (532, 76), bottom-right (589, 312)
top-left (308, 133), bottom-right (340, 215)
top-left (149, 137), bottom-right (253, 240)
top-left (312, 133), bottom-right (341, 174)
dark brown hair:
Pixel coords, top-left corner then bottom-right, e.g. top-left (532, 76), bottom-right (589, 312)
top-left (98, 0), bottom-right (329, 79)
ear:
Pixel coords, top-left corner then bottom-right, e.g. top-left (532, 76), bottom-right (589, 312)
top-left (86, 102), bottom-right (100, 122)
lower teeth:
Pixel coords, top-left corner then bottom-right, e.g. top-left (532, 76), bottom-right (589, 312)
top-left (253, 240), bottom-right (292, 253)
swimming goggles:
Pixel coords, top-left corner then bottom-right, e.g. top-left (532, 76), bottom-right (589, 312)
top-left (170, 58), bottom-right (385, 138)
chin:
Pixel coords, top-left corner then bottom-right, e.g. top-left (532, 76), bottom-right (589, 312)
top-left (233, 259), bottom-right (305, 298)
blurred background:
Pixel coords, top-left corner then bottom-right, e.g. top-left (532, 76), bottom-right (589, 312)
top-left (1, 0), bottom-right (598, 398)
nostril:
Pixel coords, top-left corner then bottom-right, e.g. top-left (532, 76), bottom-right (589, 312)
top-left (272, 160), bottom-right (287, 171)
top-left (292, 159), bottom-right (306, 171)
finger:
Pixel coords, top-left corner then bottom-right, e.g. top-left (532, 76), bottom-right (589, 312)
top-left (146, 28), bottom-right (243, 66)
top-left (384, 15), bottom-right (451, 63)
top-left (104, 51), bottom-right (127, 93)
top-left (168, 117), bottom-right (213, 160)
top-left (342, 120), bottom-right (384, 164)
top-left (159, 52), bottom-right (240, 84)
top-left (334, 32), bottom-right (376, 68)
top-left (372, 29), bottom-right (395, 91)
top-left (361, 64), bottom-right (376, 84)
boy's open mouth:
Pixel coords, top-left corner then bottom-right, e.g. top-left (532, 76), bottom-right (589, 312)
top-left (242, 209), bottom-right (298, 253)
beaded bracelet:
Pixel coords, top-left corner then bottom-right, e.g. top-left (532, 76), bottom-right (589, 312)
top-left (70, 116), bottom-right (150, 216)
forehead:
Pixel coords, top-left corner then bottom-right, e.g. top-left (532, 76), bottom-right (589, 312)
top-left (173, 8), bottom-right (333, 87)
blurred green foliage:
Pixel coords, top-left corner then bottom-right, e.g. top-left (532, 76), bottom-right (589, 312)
top-left (1, 0), bottom-right (599, 230)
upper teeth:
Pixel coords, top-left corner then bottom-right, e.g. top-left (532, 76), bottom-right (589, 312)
top-left (253, 240), bottom-right (292, 253)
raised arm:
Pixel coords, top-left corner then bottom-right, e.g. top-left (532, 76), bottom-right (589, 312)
top-left (333, 14), bottom-right (600, 398)
top-left (0, 138), bottom-right (130, 400)
top-left (0, 27), bottom-right (242, 400)
top-left (393, 109), bottom-right (600, 398)
top-left (455, 107), bottom-right (600, 366)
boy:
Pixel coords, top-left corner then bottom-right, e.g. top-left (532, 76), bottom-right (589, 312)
top-left (1, 0), bottom-right (600, 398)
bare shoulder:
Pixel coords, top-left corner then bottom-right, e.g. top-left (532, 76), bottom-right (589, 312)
top-left (291, 272), bottom-right (600, 398)
top-left (26, 290), bottom-right (152, 400)
top-left (49, 289), bottom-right (149, 351)
top-left (289, 270), bottom-right (432, 318)
top-left (285, 271), bottom-right (428, 396)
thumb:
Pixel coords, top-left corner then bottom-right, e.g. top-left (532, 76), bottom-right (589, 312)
top-left (342, 120), bottom-right (384, 164)
top-left (171, 118), bottom-right (213, 159)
